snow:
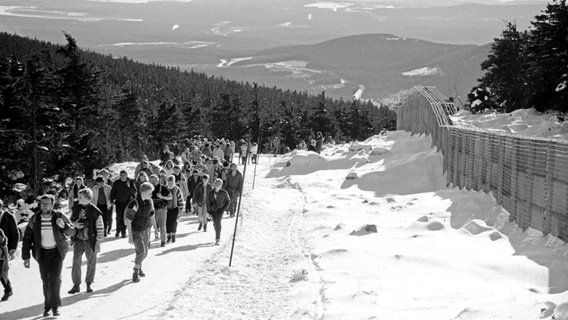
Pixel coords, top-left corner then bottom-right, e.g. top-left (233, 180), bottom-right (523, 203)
top-left (304, 2), bottom-right (353, 12)
top-left (451, 108), bottom-right (568, 141)
top-left (3, 132), bottom-right (568, 319)
top-left (402, 66), bottom-right (442, 77)
top-left (216, 57), bottom-right (253, 68)
top-left (353, 84), bottom-right (365, 100)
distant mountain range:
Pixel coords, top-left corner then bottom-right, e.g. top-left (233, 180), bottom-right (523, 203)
top-left (1, 0), bottom-right (539, 102)
top-left (206, 33), bottom-right (491, 104)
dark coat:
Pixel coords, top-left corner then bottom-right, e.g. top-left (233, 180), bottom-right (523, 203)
top-left (225, 170), bottom-right (243, 197)
top-left (207, 189), bottom-right (230, 217)
top-left (0, 229), bottom-right (9, 282)
top-left (192, 182), bottom-right (212, 207)
top-left (110, 178), bottom-right (137, 204)
top-left (0, 210), bottom-right (18, 251)
top-left (70, 203), bottom-right (104, 250)
top-left (187, 175), bottom-right (202, 197)
top-left (22, 210), bottom-right (74, 261)
top-left (127, 197), bottom-right (154, 232)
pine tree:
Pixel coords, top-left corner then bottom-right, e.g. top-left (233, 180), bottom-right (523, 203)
top-left (478, 22), bottom-right (529, 113)
top-left (526, 0), bottom-right (568, 112)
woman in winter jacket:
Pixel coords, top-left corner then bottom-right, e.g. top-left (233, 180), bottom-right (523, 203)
top-left (207, 178), bottom-right (230, 245)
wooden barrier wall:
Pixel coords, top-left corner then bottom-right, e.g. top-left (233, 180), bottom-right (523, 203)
top-left (397, 86), bottom-right (568, 241)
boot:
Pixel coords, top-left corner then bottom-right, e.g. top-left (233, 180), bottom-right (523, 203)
top-left (166, 234), bottom-right (172, 243)
top-left (161, 241), bottom-right (166, 247)
top-left (67, 284), bottom-right (80, 294)
top-left (1, 289), bottom-right (12, 301)
top-left (203, 224), bottom-right (207, 232)
top-left (198, 223), bottom-right (202, 231)
top-left (52, 308), bottom-right (60, 316)
top-left (215, 239), bottom-right (220, 246)
top-left (139, 269), bottom-right (146, 277)
top-left (171, 234), bottom-right (176, 243)
top-left (86, 283), bottom-right (93, 293)
top-left (132, 269), bottom-right (140, 283)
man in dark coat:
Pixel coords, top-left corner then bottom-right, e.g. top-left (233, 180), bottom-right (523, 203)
top-left (22, 195), bottom-right (75, 317)
top-left (110, 170), bottom-right (136, 238)
top-left (207, 178), bottom-right (230, 246)
top-left (68, 189), bottom-right (104, 294)
top-left (0, 199), bottom-right (17, 301)
top-left (225, 163), bottom-right (243, 218)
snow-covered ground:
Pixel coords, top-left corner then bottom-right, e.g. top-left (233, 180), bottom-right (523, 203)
top-left (3, 131), bottom-right (568, 319)
top-left (451, 108), bottom-right (568, 141)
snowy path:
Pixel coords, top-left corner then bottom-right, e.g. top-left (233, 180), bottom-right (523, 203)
top-left (1, 161), bottom-right (322, 320)
top-left (161, 173), bottom-right (322, 319)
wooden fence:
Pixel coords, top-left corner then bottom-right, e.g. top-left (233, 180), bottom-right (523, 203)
top-left (397, 86), bottom-right (568, 240)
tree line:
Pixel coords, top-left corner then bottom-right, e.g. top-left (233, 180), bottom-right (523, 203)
top-left (0, 32), bottom-right (396, 199)
top-left (468, 0), bottom-right (568, 114)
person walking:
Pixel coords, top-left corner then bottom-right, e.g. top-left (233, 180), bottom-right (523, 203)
top-left (150, 174), bottom-right (171, 247)
top-left (240, 141), bottom-right (249, 165)
top-left (192, 174), bottom-right (212, 232)
top-left (250, 143), bottom-right (258, 164)
top-left (68, 189), bottom-right (104, 294)
top-left (271, 136), bottom-right (280, 157)
top-left (308, 139), bottom-right (317, 152)
top-left (134, 155), bottom-right (159, 178)
top-left (125, 182), bottom-right (155, 283)
top-left (22, 195), bottom-right (74, 317)
top-left (0, 200), bottom-right (18, 301)
top-left (110, 170), bottom-right (136, 238)
top-left (186, 169), bottom-right (202, 214)
top-left (223, 142), bottom-right (234, 163)
top-left (91, 177), bottom-right (112, 237)
top-left (315, 131), bottom-right (324, 154)
top-left (225, 163), bottom-right (243, 218)
top-left (68, 177), bottom-right (87, 210)
top-left (165, 176), bottom-right (184, 243)
top-left (173, 165), bottom-right (189, 211)
top-left (207, 178), bottom-right (230, 245)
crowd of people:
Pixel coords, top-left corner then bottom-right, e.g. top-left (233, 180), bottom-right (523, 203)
top-left (0, 134), bottom-right (335, 317)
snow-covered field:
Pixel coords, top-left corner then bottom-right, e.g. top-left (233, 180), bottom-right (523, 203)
top-left (2, 130), bottom-right (568, 319)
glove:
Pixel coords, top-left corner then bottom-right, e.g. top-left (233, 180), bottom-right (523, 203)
top-left (56, 218), bottom-right (65, 228)
top-left (8, 249), bottom-right (15, 260)
top-left (24, 259), bottom-right (30, 268)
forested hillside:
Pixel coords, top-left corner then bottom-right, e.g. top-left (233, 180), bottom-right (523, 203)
top-left (0, 32), bottom-right (396, 198)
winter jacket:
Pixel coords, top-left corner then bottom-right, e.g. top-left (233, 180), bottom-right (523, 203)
top-left (187, 175), bottom-right (202, 197)
top-left (70, 203), bottom-right (104, 250)
top-left (110, 178), bottom-right (137, 204)
top-left (91, 184), bottom-right (112, 209)
top-left (173, 173), bottom-right (189, 198)
top-left (192, 182), bottom-right (213, 207)
top-left (160, 150), bottom-right (174, 165)
top-left (315, 137), bottom-right (324, 154)
top-left (22, 210), bottom-right (74, 261)
top-left (225, 170), bottom-right (243, 197)
top-left (212, 148), bottom-right (224, 160)
top-left (207, 189), bottom-right (230, 217)
top-left (127, 197), bottom-right (154, 232)
top-left (0, 210), bottom-right (18, 251)
top-left (181, 151), bottom-right (191, 164)
top-left (0, 229), bottom-right (8, 282)
top-left (68, 184), bottom-right (87, 209)
top-left (167, 185), bottom-right (185, 209)
top-left (224, 145), bottom-right (234, 157)
top-left (134, 162), bottom-right (160, 178)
